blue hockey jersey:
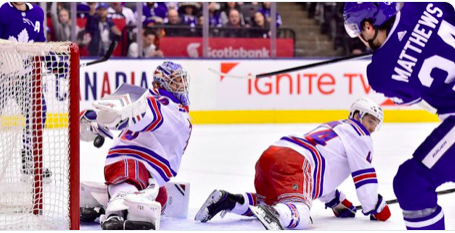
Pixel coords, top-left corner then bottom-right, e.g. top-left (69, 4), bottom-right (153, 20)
top-left (0, 2), bottom-right (45, 42)
top-left (367, 2), bottom-right (455, 115)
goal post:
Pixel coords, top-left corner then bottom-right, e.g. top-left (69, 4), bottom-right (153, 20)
top-left (0, 40), bottom-right (80, 230)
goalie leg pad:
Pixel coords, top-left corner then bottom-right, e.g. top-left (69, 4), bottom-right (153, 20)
top-left (80, 181), bottom-right (109, 208)
top-left (124, 193), bottom-right (162, 230)
top-left (164, 182), bottom-right (190, 218)
top-left (104, 183), bottom-right (138, 219)
top-left (80, 181), bottom-right (108, 223)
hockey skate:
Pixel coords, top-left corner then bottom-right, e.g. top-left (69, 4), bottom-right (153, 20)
top-left (195, 189), bottom-right (244, 222)
top-left (21, 149), bottom-right (52, 179)
top-left (80, 206), bottom-right (105, 223)
top-left (101, 214), bottom-right (156, 230)
top-left (249, 205), bottom-right (285, 230)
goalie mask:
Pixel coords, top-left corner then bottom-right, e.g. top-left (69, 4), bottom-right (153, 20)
top-left (349, 97), bottom-right (384, 129)
top-left (153, 61), bottom-right (190, 106)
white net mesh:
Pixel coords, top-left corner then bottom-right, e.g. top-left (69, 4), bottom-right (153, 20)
top-left (0, 40), bottom-right (76, 230)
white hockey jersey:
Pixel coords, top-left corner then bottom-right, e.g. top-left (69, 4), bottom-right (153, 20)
top-left (105, 88), bottom-right (192, 187)
top-left (273, 119), bottom-right (379, 213)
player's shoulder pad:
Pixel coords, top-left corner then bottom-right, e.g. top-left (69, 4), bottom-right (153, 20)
top-left (342, 119), bottom-right (371, 137)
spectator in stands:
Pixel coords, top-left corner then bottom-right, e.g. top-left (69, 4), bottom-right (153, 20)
top-left (249, 11), bottom-right (270, 38)
top-left (85, 2), bottom-right (121, 56)
top-left (319, 3), bottom-right (337, 39)
top-left (221, 9), bottom-right (245, 38)
top-left (220, 2), bottom-right (245, 26)
top-left (128, 29), bottom-right (163, 58)
top-left (76, 29), bottom-right (91, 56)
top-left (258, 2), bottom-right (282, 27)
top-left (141, 2), bottom-right (167, 26)
top-left (108, 2), bottom-right (136, 26)
top-left (164, 9), bottom-right (186, 37)
top-left (241, 3), bottom-right (261, 27)
top-left (178, 2), bottom-right (199, 27)
top-left (77, 2), bottom-right (91, 18)
top-left (165, 2), bottom-right (178, 11)
top-left (50, 2), bottom-right (75, 41)
top-left (208, 2), bottom-right (222, 28)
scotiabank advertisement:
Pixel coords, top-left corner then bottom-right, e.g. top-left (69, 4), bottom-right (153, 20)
top-left (159, 37), bottom-right (294, 58)
top-left (79, 59), bottom-right (410, 111)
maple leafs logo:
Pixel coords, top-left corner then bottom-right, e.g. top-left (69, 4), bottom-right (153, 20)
top-left (8, 29), bottom-right (34, 43)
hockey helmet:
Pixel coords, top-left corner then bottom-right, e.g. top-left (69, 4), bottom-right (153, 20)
top-left (349, 97), bottom-right (384, 127)
top-left (153, 61), bottom-right (190, 106)
top-left (343, 2), bottom-right (399, 38)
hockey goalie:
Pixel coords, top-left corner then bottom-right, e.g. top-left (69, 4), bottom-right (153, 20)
top-left (79, 61), bottom-right (192, 230)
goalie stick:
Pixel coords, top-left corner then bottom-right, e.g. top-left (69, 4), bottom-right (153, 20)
top-left (80, 35), bottom-right (120, 68)
top-left (209, 52), bottom-right (373, 79)
top-left (355, 187), bottom-right (455, 210)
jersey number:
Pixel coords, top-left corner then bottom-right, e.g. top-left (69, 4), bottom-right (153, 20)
top-left (418, 20), bottom-right (455, 91)
top-left (304, 121), bottom-right (340, 146)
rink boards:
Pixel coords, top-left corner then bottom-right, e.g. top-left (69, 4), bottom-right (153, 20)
top-left (78, 59), bottom-right (438, 124)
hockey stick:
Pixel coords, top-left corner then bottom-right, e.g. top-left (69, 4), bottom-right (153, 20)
top-left (80, 35), bottom-right (120, 68)
top-left (355, 187), bottom-right (455, 210)
top-left (209, 52), bottom-right (373, 79)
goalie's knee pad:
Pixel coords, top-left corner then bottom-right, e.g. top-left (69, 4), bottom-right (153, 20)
top-left (275, 202), bottom-right (312, 230)
top-left (124, 192), bottom-right (162, 230)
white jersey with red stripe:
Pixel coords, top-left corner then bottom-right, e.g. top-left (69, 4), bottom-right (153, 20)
top-left (273, 119), bottom-right (380, 213)
top-left (105, 88), bottom-right (192, 187)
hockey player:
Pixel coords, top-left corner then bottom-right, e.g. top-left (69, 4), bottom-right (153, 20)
top-left (0, 2), bottom-right (45, 42)
top-left (195, 98), bottom-right (391, 230)
top-left (80, 61), bottom-right (192, 230)
top-left (343, 2), bottom-right (455, 230)
top-left (0, 2), bottom-right (51, 177)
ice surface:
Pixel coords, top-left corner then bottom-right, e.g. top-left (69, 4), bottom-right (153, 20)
top-left (80, 123), bottom-right (455, 230)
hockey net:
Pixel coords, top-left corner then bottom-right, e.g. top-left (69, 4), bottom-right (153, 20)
top-left (0, 40), bottom-right (79, 230)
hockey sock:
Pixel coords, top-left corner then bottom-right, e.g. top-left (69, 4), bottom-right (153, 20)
top-left (404, 205), bottom-right (445, 230)
top-left (274, 202), bottom-right (312, 230)
top-left (230, 192), bottom-right (257, 216)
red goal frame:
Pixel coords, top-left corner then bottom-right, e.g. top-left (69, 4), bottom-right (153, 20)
top-left (31, 43), bottom-right (80, 230)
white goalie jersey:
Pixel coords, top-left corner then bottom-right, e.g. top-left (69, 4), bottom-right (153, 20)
top-left (274, 119), bottom-right (380, 213)
top-left (103, 85), bottom-right (192, 187)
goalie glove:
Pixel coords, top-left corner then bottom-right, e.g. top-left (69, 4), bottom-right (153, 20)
top-left (92, 92), bottom-right (148, 131)
top-left (80, 109), bottom-right (113, 142)
top-left (324, 190), bottom-right (356, 218)
top-left (368, 194), bottom-right (391, 221)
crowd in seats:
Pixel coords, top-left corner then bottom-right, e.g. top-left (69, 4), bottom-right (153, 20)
top-left (43, 2), bottom-right (372, 57)
top-left (46, 2), bottom-right (374, 58)
top-left (45, 2), bottom-right (287, 57)
top-left (299, 2), bottom-right (368, 56)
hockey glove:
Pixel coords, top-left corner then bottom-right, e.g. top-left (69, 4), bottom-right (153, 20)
top-left (93, 92), bottom-right (148, 131)
top-left (325, 190), bottom-right (356, 218)
top-left (369, 194), bottom-right (391, 221)
top-left (80, 109), bottom-right (113, 142)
